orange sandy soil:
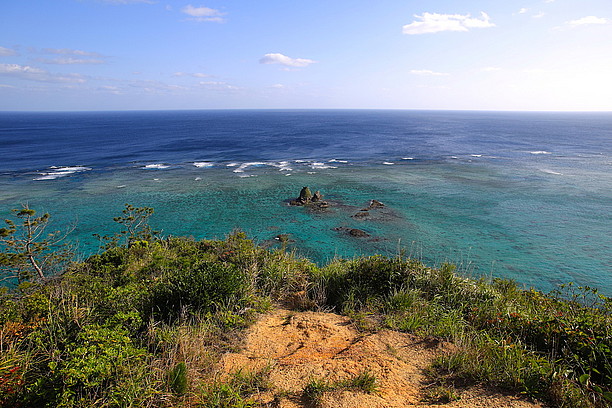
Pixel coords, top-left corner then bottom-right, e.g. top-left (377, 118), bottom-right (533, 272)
top-left (217, 308), bottom-right (549, 408)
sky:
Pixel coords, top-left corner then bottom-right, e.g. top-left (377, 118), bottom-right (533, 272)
top-left (1, 0), bottom-right (611, 111)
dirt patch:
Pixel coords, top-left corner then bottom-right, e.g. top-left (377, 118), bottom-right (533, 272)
top-left (218, 308), bottom-right (547, 407)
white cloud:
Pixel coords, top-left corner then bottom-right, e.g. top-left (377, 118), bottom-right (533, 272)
top-left (519, 8), bottom-right (528, 14)
top-left (173, 71), bottom-right (211, 78)
top-left (0, 63), bottom-right (86, 83)
top-left (100, 0), bottom-right (156, 4)
top-left (199, 81), bottom-right (241, 92)
top-left (481, 66), bottom-right (502, 72)
top-left (402, 12), bottom-right (495, 35)
top-left (181, 5), bottom-right (226, 22)
top-left (410, 69), bottom-right (450, 76)
top-left (37, 57), bottom-right (105, 65)
top-left (532, 12), bottom-right (546, 19)
top-left (259, 53), bottom-right (316, 68)
top-left (566, 16), bottom-right (610, 27)
top-left (0, 46), bottom-right (18, 57)
top-left (42, 48), bottom-right (104, 57)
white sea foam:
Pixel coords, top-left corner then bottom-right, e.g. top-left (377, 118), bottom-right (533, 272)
top-left (401, 157), bottom-right (414, 160)
top-left (144, 164), bottom-right (170, 169)
top-left (329, 159), bottom-right (348, 163)
top-left (195, 177), bottom-right (202, 181)
top-left (226, 162), bottom-right (240, 167)
top-left (309, 162), bottom-right (337, 169)
top-left (267, 161), bottom-right (293, 172)
top-left (193, 162), bottom-right (214, 168)
top-left (117, 185), bottom-right (126, 188)
top-left (531, 151), bottom-right (552, 155)
top-left (470, 154), bottom-right (482, 158)
top-left (383, 162), bottom-right (394, 165)
top-left (233, 162), bottom-right (268, 173)
top-left (540, 169), bottom-right (563, 175)
top-left (33, 166), bottom-right (92, 181)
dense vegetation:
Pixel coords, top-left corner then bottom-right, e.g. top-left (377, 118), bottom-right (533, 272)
top-left (1, 205), bottom-right (611, 407)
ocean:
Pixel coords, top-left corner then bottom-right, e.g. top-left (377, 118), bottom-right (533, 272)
top-left (0, 110), bottom-right (610, 294)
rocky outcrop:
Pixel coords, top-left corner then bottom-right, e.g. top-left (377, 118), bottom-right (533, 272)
top-left (289, 186), bottom-right (329, 208)
top-left (352, 199), bottom-right (385, 219)
top-left (333, 227), bottom-right (370, 238)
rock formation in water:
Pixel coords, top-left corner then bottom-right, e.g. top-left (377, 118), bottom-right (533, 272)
top-left (290, 187), bottom-right (329, 208)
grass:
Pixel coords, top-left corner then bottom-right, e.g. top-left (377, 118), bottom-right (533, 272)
top-left (302, 371), bottom-right (379, 407)
top-left (1, 213), bottom-right (612, 407)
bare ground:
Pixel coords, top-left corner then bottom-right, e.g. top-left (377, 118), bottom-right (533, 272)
top-left (218, 308), bottom-right (548, 408)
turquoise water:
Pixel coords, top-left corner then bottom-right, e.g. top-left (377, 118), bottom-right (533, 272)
top-left (0, 111), bottom-right (610, 294)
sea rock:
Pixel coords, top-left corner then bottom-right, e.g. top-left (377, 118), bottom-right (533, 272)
top-left (353, 199), bottom-right (386, 218)
top-left (299, 186), bottom-right (313, 201)
top-left (369, 199), bottom-right (385, 208)
top-left (349, 228), bottom-right (370, 237)
top-left (333, 227), bottom-right (370, 238)
top-left (289, 186), bottom-right (329, 208)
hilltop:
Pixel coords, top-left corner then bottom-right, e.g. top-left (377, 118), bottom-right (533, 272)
top-left (1, 205), bottom-right (611, 407)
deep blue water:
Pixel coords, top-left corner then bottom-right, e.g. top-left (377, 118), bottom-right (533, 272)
top-left (1, 110), bottom-right (611, 294)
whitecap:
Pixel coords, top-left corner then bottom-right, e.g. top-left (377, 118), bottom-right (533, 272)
top-left (540, 169), bottom-right (563, 175)
top-left (401, 157), bottom-right (414, 160)
top-left (310, 162), bottom-right (337, 169)
top-left (383, 162), bottom-right (394, 165)
top-left (329, 159), bottom-right (348, 163)
top-left (470, 154), bottom-right (482, 158)
top-left (193, 162), bottom-right (214, 168)
top-left (233, 162), bottom-right (268, 173)
top-left (226, 162), bottom-right (240, 167)
top-left (266, 161), bottom-right (293, 172)
top-left (144, 164), bottom-right (170, 169)
top-left (531, 151), bottom-right (551, 155)
top-left (117, 185), bottom-right (127, 188)
top-left (195, 177), bottom-right (202, 181)
top-left (33, 166), bottom-right (92, 181)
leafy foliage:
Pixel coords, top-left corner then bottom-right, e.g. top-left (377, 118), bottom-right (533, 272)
top-left (1, 204), bottom-right (72, 282)
top-left (1, 204), bottom-right (611, 407)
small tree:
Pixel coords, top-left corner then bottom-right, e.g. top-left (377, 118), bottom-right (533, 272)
top-left (0, 204), bottom-right (72, 283)
top-left (95, 204), bottom-right (158, 249)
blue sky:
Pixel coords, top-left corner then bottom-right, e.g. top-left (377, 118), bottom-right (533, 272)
top-left (1, 0), bottom-right (611, 111)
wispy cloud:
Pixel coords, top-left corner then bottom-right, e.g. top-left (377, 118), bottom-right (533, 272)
top-left (518, 8), bottom-right (528, 14)
top-left (566, 16), bottom-right (610, 27)
top-left (410, 69), bottom-right (450, 76)
top-left (34, 48), bottom-right (107, 64)
top-left (554, 16), bottom-right (610, 30)
top-left (0, 46), bottom-right (18, 57)
top-left (260, 53), bottom-right (316, 68)
top-left (173, 71), bottom-right (211, 78)
top-left (181, 5), bottom-right (226, 22)
top-left (37, 57), bottom-right (105, 65)
top-left (99, 0), bottom-right (156, 4)
top-left (481, 66), bottom-right (502, 72)
top-left (198, 81), bottom-right (242, 92)
top-left (403, 12), bottom-right (495, 35)
top-left (0, 63), bottom-right (86, 83)
top-left (42, 48), bottom-right (104, 57)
